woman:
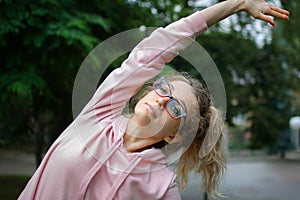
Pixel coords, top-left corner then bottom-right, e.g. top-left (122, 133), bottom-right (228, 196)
top-left (19, 0), bottom-right (289, 199)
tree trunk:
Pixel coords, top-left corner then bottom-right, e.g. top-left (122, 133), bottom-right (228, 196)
top-left (35, 131), bottom-right (44, 168)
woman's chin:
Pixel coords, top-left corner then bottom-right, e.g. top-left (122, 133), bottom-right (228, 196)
top-left (132, 112), bottom-right (152, 127)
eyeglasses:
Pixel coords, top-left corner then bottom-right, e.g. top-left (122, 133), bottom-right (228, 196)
top-left (152, 77), bottom-right (187, 120)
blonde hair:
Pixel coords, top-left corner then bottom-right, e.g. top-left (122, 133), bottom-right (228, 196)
top-left (174, 73), bottom-right (227, 199)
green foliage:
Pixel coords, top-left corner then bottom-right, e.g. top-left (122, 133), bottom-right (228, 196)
top-left (198, 30), bottom-right (293, 148)
top-left (0, 0), bottom-right (113, 154)
top-left (1, 67), bottom-right (45, 99)
top-left (0, 0), bottom-right (157, 165)
top-left (276, 0), bottom-right (300, 112)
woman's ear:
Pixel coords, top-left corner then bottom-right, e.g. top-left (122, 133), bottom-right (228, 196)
top-left (164, 134), bottom-right (182, 144)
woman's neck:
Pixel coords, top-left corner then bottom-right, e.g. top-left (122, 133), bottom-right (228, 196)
top-left (123, 120), bottom-right (163, 152)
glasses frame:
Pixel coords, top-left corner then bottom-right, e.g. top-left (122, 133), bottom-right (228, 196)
top-left (152, 77), bottom-right (187, 120)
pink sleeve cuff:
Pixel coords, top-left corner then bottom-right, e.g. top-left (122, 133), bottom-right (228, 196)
top-left (185, 11), bottom-right (208, 35)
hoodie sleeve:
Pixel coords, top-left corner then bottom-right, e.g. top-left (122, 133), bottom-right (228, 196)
top-left (80, 11), bottom-right (208, 122)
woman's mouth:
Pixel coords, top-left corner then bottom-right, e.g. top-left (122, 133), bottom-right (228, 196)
top-left (145, 103), bottom-right (157, 118)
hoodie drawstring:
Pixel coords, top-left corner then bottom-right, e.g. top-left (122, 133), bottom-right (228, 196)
top-left (105, 156), bottom-right (142, 200)
top-left (78, 138), bottom-right (122, 200)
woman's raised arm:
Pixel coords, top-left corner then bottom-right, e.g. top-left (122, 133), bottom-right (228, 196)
top-left (200, 0), bottom-right (289, 27)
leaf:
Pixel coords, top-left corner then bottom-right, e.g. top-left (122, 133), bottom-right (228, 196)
top-left (77, 12), bottom-right (111, 32)
top-left (0, 67), bottom-right (46, 100)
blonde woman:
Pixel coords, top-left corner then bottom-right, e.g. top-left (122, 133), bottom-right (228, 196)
top-left (19, 0), bottom-right (289, 199)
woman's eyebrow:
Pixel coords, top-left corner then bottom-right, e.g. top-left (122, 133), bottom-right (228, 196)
top-left (169, 83), bottom-right (175, 91)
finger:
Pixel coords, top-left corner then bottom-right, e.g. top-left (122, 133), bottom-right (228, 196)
top-left (259, 13), bottom-right (275, 26)
top-left (271, 6), bottom-right (290, 16)
top-left (270, 6), bottom-right (290, 20)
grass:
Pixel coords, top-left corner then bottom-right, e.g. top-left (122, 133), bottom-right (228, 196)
top-left (0, 175), bottom-right (30, 200)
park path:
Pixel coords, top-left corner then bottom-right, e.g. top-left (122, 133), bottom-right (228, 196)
top-left (0, 151), bottom-right (35, 175)
top-left (181, 157), bottom-right (300, 200)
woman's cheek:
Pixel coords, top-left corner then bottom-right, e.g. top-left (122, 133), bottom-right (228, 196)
top-left (133, 105), bottom-right (151, 126)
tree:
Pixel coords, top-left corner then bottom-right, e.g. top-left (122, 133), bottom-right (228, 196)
top-left (0, 0), bottom-right (108, 165)
top-left (178, 0), bottom-right (293, 149)
top-left (0, 0), bottom-right (157, 166)
top-left (276, 0), bottom-right (300, 113)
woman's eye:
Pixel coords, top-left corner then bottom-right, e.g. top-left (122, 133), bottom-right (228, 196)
top-left (159, 87), bottom-right (168, 95)
top-left (168, 103), bottom-right (182, 117)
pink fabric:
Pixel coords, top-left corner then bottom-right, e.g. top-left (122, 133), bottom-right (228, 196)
top-left (18, 11), bottom-right (207, 200)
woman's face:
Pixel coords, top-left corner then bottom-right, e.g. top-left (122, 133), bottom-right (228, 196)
top-left (131, 80), bottom-right (197, 141)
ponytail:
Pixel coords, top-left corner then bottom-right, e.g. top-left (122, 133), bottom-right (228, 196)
top-left (177, 106), bottom-right (227, 199)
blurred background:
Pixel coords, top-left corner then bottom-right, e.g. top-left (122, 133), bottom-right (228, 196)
top-left (0, 0), bottom-right (299, 199)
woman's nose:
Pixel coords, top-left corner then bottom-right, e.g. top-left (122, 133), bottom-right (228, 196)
top-left (157, 97), bottom-right (170, 108)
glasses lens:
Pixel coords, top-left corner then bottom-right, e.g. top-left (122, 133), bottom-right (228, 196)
top-left (153, 77), bottom-right (187, 119)
top-left (166, 99), bottom-right (185, 118)
top-left (153, 78), bottom-right (170, 96)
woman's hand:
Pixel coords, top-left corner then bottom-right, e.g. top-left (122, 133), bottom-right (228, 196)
top-left (242, 0), bottom-right (290, 26)
top-left (200, 0), bottom-right (290, 27)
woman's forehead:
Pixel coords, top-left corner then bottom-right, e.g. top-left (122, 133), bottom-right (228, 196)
top-left (170, 81), bottom-right (196, 104)
top-left (170, 80), bottom-right (192, 93)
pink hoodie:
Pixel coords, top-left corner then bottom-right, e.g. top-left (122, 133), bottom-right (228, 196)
top-left (18, 11), bottom-right (207, 200)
